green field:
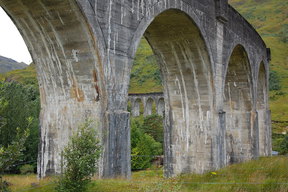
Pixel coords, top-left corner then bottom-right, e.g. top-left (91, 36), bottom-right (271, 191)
top-left (3, 156), bottom-right (288, 192)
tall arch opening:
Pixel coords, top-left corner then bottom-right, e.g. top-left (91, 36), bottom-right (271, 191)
top-left (224, 45), bottom-right (254, 164)
top-left (257, 62), bottom-right (270, 156)
top-left (130, 9), bottom-right (213, 176)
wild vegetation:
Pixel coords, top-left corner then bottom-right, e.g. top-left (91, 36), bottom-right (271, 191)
top-left (55, 121), bottom-right (102, 192)
top-left (2, 156), bottom-right (288, 192)
top-left (0, 81), bottom-right (40, 173)
top-left (131, 115), bottom-right (163, 170)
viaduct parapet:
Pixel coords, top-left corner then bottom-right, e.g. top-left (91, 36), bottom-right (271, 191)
top-left (0, 0), bottom-right (271, 179)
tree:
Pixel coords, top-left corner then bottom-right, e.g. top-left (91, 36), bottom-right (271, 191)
top-left (142, 114), bottom-right (164, 144)
top-left (131, 117), bottom-right (162, 170)
top-left (269, 71), bottom-right (281, 91)
top-left (0, 126), bottom-right (30, 192)
top-left (279, 135), bottom-right (288, 155)
top-left (0, 81), bottom-right (40, 172)
top-left (56, 121), bottom-right (102, 192)
top-left (0, 127), bottom-right (30, 173)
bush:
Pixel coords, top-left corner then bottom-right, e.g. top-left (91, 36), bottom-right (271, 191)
top-left (279, 135), bottom-right (288, 155)
top-left (131, 117), bottom-right (162, 170)
top-left (0, 81), bottom-right (40, 173)
top-left (55, 121), bottom-right (102, 192)
top-left (269, 71), bottom-right (281, 91)
top-left (20, 164), bottom-right (34, 174)
top-left (142, 114), bottom-right (164, 144)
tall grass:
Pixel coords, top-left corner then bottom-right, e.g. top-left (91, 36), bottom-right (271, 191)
top-left (3, 156), bottom-right (288, 192)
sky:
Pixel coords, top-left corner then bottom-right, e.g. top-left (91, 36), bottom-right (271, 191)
top-left (0, 7), bottom-right (32, 64)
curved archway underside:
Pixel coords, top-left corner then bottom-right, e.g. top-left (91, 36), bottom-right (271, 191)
top-left (224, 45), bottom-right (256, 164)
top-left (145, 9), bottom-right (213, 175)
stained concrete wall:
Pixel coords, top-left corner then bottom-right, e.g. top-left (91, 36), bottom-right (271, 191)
top-left (0, 0), bottom-right (271, 179)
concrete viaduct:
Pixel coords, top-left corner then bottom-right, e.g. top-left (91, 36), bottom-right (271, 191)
top-left (128, 92), bottom-right (165, 116)
top-left (0, 0), bottom-right (271, 178)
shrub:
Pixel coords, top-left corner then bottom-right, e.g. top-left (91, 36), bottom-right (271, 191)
top-left (55, 121), bottom-right (102, 192)
top-left (279, 135), bottom-right (288, 155)
top-left (19, 164), bottom-right (34, 174)
top-left (269, 71), bottom-right (281, 91)
top-left (142, 114), bottom-right (164, 144)
top-left (131, 117), bottom-right (162, 170)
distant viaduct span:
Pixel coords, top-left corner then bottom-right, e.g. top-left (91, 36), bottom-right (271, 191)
top-left (128, 92), bottom-right (165, 116)
top-left (0, 0), bottom-right (271, 178)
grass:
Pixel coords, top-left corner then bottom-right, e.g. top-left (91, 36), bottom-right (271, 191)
top-left (3, 156), bottom-right (288, 192)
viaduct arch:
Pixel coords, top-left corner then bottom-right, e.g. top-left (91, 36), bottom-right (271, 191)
top-left (128, 92), bottom-right (165, 116)
top-left (0, 0), bottom-right (271, 178)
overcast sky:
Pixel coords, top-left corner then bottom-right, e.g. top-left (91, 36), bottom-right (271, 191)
top-left (0, 7), bottom-right (32, 64)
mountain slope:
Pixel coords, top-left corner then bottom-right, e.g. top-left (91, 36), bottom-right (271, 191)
top-left (0, 55), bottom-right (27, 74)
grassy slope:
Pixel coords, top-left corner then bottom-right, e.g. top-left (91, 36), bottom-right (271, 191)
top-left (0, 63), bottom-right (37, 86)
top-left (128, 38), bottom-right (162, 93)
top-left (3, 156), bottom-right (288, 192)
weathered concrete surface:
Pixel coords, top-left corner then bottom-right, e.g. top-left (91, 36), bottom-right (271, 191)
top-left (0, 0), bottom-right (271, 179)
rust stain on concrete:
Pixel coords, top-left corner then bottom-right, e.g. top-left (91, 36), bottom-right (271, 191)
top-left (70, 78), bottom-right (85, 102)
top-left (93, 69), bottom-right (100, 101)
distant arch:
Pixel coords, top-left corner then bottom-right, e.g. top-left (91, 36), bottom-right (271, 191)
top-left (224, 44), bottom-right (254, 164)
top-left (132, 98), bottom-right (143, 117)
top-left (144, 98), bottom-right (154, 116)
top-left (257, 61), bottom-right (270, 156)
top-left (157, 98), bottom-right (165, 116)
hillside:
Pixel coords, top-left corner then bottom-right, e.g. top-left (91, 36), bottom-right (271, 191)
top-left (0, 55), bottom-right (27, 74)
top-left (0, 62), bottom-right (37, 85)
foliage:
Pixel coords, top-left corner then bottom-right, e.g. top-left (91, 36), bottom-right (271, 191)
top-left (0, 126), bottom-right (30, 192)
top-left (2, 157), bottom-right (288, 192)
top-left (272, 133), bottom-right (285, 152)
top-left (0, 64), bottom-right (38, 86)
top-left (20, 164), bottom-right (34, 175)
top-left (131, 117), bottom-right (162, 170)
top-left (55, 121), bottom-right (102, 192)
top-left (0, 126), bottom-right (30, 173)
top-left (0, 81), bottom-right (40, 173)
top-left (269, 70), bottom-right (281, 91)
top-left (142, 114), bottom-right (164, 144)
top-left (279, 135), bottom-right (288, 155)
top-left (129, 38), bottom-right (163, 93)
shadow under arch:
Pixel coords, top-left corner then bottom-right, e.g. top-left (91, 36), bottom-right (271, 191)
top-left (257, 61), bottom-right (271, 156)
top-left (224, 44), bottom-right (257, 164)
top-left (130, 9), bottom-right (214, 177)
